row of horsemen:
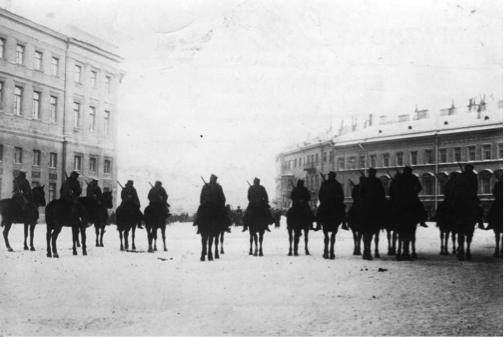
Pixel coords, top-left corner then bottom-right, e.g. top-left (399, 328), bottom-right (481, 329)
top-left (4, 163), bottom-right (502, 260)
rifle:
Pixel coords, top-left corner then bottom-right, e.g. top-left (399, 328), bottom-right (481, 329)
top-left (201, 177), bottom-right (208, 185)
top-left (290, 181), bottom-right (296, 189)
top-left (348, 179), bottom-right (356, 187)
top-left (395, 167), bottom-right (401, 175)
top-left (457, 161), bottom-right (464, 171)
top-left (247, 180), bottom-right (252, 187)
top-left (320, 172), bottom-right (327, 182)
top-left (65, 171), bottom-right (69, 180)
top-left (116, 181), bottom-right (124, 189)
top-left (388, 171), bottom-right (393, 178)
top-left (359, 170), bottom-right (366, 177)
top-left (149, 181), bottom-right (154, 188)
top-left (85, 180), bottom-right (90, 185)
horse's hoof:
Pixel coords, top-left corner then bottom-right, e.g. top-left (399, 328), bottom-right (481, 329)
top-left (96, 244), bottom-right (100, 247)
top-left (200, 256), bottom-right (205, 262)
top-left (24, 246), bottom-right (29, 251)
top-left (412, 253), bottom-right (417, 259)
top-left (47, 253), bottom-right (52, 258)
top-left (132, 246), bottom-right (136, 250)
top-left (30, 247), bottom-right (35, 252)
top-left (330, 254), bottom-right (336, 260)
top-left (100, 244), bottom-right (104, 247)
top-left (375, 253), bottom-right (380, 258)
top-left (249, 252), bottom-right (253, 255)
top-left (294, 252), bottom-right (299, 256)
top-left (288, 252), bottom-right (292, 256)
top-left (53, 253), bottom-right (59, 258)
top-left (83, 251), bottom-right (87, 256)
top-left (208, 256), bottom-right (214, 261)
top-left (7, 248), bottom-right (14, 252)
top-left (466, 253), bottom-right (472, 261)
top-left (305, 251), bottom-right (311, 256)
top-left (120, 247), bottom-right (124, 251)
top-left (148, 249), bottom-right (154, 253)
top-left (259, 252), bottom-right (263, 257)
top-left (220, 250), bottom-right (224, 254)
top-left (323, 253), bottom-right (328, 259)
top-left (164, 248), bottom-right (168, 252)
top-left (254, 252), bottom-right (258, 256)
top-left (73, 251), bottom-right (78, 256)
top-left (363, 254), bottom-right (372, 260)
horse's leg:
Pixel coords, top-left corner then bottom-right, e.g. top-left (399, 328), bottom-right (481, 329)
top-left (80, 223), bottom-right (87, 256)
top-left (494, 231), bottom-right (501, 258)
top-left (52, 226), bottom-right (62, 258)
top-left (387, 229), bottom-right (393, 255)
top-left (46, 226), bottom-right (52, 257)
top-left (259, 231), bottom-right (264, 256)
top-left (72, 226), bottom-right (79, 255)
top-left (304, 229), bottom-right (310, 255)
top-left (220, 231), bottom-right (224, 254)
top-left (131, 226), bottom-right (136, 251)
top-left (162, 226), bottom-right (167, 252)
top-left (411, 226), bottom-right (417, 259)
top-left (330, 231), bottom-right (336, 260)
top-left (465, 228), bottom-right (474, 261)
top-left (23, 222), bottom-right (29, 250)
top-left (207, 234), bottom-right (214, 261)
top-left (249, 232), bottom-right (254, 255)
top-left (362, 233), bottom-right (372, 260)
top-left (439, 230), bottom-right (444, 255)
top-left (374, 230), bottom-right (380, 258)
top-left (457, 230), bottom-right (465, 261)
top-left (392, 231), bottom-right (397, 255)
top-left (214, 232), bottom-right (220, 259)
top-left (288, 229), bottom-right (293, 256)
top-left (119, 230), bottom-right (124, 251)
top-left (323, 231), bottom-right (329, 259)
top-left (29, 222), bottom-right (36, 251)
top-left (2, 221), bottom-right (14, 252)
top-left (95, 226), bottom-right (100, 247)
top-left (200, 233), bottom-right (207, 261)
top-left (100, 226), bottom-right (105, 247)
top-left (294, 230), bottom-right (300, 256)
top-left (451, 231), bottom-right (457, 255)
top-left (147, 227), bottom-right (153, 252)
top-left (253, 233), bottom-right (258, 256)
top-left (124, 229), bottom-right (130, 251)
top-left (396, 234), bottom-right (403, 261)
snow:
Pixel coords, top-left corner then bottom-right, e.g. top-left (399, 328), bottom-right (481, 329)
top-left (1, 220), bottom-right (502, 336)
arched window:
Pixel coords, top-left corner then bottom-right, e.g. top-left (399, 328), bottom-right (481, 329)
top-left (436, 172), bottom-right (449, 196)
top-left (380, 175), bottom-right (391, 196)
top-left (422, 173), bottom-right (435, 195)
top-left (479, 170), bottom-right (493, 194)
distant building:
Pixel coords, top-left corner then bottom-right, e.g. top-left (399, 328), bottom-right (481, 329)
top-left (0, 9), bottom-right (124, 205)
top-left (277, 97), bottom-right (503, 218)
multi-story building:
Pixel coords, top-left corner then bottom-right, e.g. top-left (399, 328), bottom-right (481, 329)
top-left (277, 97), bottom-right (503, 218)
top-left (0, 9), bottom-right (124, 206)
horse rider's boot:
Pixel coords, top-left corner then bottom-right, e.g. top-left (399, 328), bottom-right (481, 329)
top-left (313, 222), bottom-right (321, 231)
top-left (266, 225), bottom-right (271, 232)
top-left (420, 221), bottom-right (428, 228)
top-left (242, 225), bottom-right (248, 232)
top-left (225, 227), bottom-right (232, 233)
top-left (341, 222), bottom-right (349, 231)
top-left (137, 222), bottom-right (144, 229)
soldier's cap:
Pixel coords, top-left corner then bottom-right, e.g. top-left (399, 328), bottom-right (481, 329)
top-left (155, 180), bottom-right (162, 186)
top-left (91, 178), bottom-right (99, 182)
top-left (71, 171), bottom-right (80, 177)
top-left (127, 180), bottom-right (134, 184)
top-left (328, 171), bottom-right (336, 177)
top-left (297, 179), bottom-right (305, 185)
top-left (404, 166), bottom-right (413, 173)
top-left (369, 168), bottom-right (377, 174)
top-left (254, 177), bottom-right (260, 182)
top-left (210, 174), bottom-right (218, 180)
top-left (464, 164), bottom-right (474, 172)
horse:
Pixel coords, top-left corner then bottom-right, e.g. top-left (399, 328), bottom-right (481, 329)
top-left (393, 203), bottom-right (420, 261)
top-left (0, 186), bottom-right (46, 252)
top-left (487, 194), bottom-right (503, 258)
top-left (79, 191), bottom-right (113, 247)
top-left (286, 203), bottom-right (314, 256)
top-left (116, 199), bottom-right (143, 251)
top-left (435, 200), bottom-right (456, 255)
top-left (144, 201), bottom-right (169, 253)
top-left (244, 204), bottom-right (271, 256)
top-left (45, 198), bottom-right (88, 258)
top-left (347, 203), bottom-right (363, 256)
top-left (196, 202), bottom-right (227, 261)
top-left (316, 202), bottom-right (346, 259)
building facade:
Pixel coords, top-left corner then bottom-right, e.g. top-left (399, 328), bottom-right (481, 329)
top-left (277, 98), bottom-right (503, 218)
top-left (0, 9), bottom-right (124, 206)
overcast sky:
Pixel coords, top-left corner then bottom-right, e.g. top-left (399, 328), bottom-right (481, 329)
top-left (2, 0), bottom-right (502, 213)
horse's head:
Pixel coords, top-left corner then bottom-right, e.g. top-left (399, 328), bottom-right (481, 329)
top-left (32, 185), bottom-right (47, 207)
top-left (103, 191), bottom-right (113, 209)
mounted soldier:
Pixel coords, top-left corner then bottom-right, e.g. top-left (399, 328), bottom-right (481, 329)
top-left (121, 180), bottom-right (143, 229)
top-left (394, 166), bottom-right (428, 228)
top-left (86, 178), bottom-right (105, 206)
top-left (243, 177), bottom-right (274, 232)
top-left (194, 174), bottom-right (231, 234)
top-left (485, 171), bottom-right (502, 231)
top-left (448, 164), bottom-right (483, 229)
top-left (315, 171), bottom-right (348, 231)
top-left (12, 169), bottom-right (33, 212)
top-left (290, 179), bottom-right (315, 220)
top-left (60, 171), bottom-right (87, 225)
top-left (148, 181), bottom-right (170, 223)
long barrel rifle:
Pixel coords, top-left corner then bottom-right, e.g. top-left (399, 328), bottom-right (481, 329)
top-left (201, 177), bottom-right (208, 185)
top-left (116, 181), bottom-right (125, 189)
top-left (348, 179), bottom-right (356, 187)
top-left (359, 170), bottom-right (366, 177)
top-left (319, 172), bottom-right (327, 182)
top-left (457, 161), bottom-right (464, 172)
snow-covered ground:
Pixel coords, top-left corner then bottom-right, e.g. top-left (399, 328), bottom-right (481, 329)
top-left (1, 219), bottom-right (502, 336)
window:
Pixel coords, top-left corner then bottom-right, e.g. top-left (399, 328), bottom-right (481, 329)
top-left (16, 45), bottom-right (24, 65)
top-left (480, 172), bottom-right (492, 194)
top-left (0, 144), bottom-right (3, 161)
top-left (315, 175), bottom-right (319, 189)
top-left (49, 183), bottom-right (56, 201)
top-left (293, 159), bottom-right (296, 169)
top-left (439, 149), bottom-right (447, 163)
top-left (14, 147), bottom-right (23, 164)
top-left (89, 106), bottom-right (96, 132)
top-left (359, 155), bottom-right (365, 168)
top-left (410, 151), bottom-right (418, 165)
top-left (383, 154), bottom-right (390, 167)
top-left (482, 145), bottom-right (491, 160)
top-left (32, 92), bottom-right (41, 119)
top-left (74, 155), bottom-right (82, 171)
top-left (104, 110), bottom-right (110, 135)
top-left (425, 150), bottom-right (433, 164)
top-left (49, 152), bottom-right (57, 168)
top-left (0, 81), bottom-right (3, 108)
top-left (454, 147), bottom-right (462, 162)
top-left (34, 51), bottom-right (42, 71)
top-left (348, 157), bottom-right (356, 169)
top-left (315, 153), bottom-right (319, 164)
top-left (0, 38), bottom-right (4, 58)
top-left (74, 65), bottom-right (82, 83)
top-left (396, 152), bottom-right (403, 166)
top-left (338, 157), bottom-right (345, 170)
top-left (423, 174), bottom-right (434, 195)
top-left (499, 144), bottom-right (503, 159)
top-left (50, 96), bottom-right (57, 123)
top-left (32, 150), bottom-right (41, 166)
top-left (370, 155), bottom-right (376, 168)
top-left (90, 71), bottom-right (97, 88)
top-left (89, 157), bottom-right (97, 173)
top-left (14, 86), bottom-right (23, 115)
top-left (329, 150), bottom-right (333, 162)
top-left (51, 57), bottom-right (59, 76)
top-left (468, 146), bottom-right (476, 161)
top-left (104, 159), bottom-right (111, 174)
top-left (323, 152), bottom-right (327, 163)
top-left (73, 102), bottom-right (81, 128)
top-left (31, 181), bottom-right (40, 188)
top-left (105, 76), bottom-right (111, 93)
